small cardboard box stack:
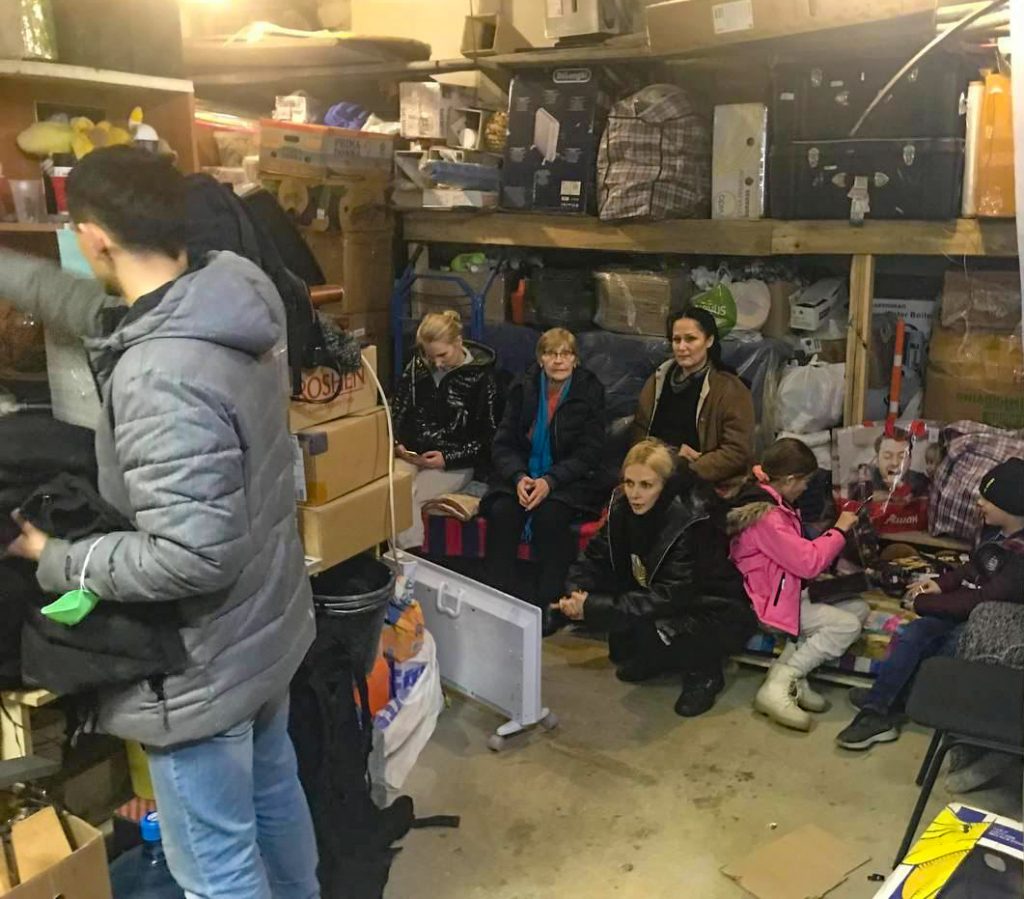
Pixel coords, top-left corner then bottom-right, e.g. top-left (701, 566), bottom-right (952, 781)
top-left (291, 346), bottom-right (412, 569)
top-left (0, 807), bottom-right (111, 898)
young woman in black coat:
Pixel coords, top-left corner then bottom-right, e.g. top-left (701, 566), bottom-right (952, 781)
top-left (482, 328), bottom-right (608, 621)
top-left (390, 310), bottom-right (500, 548)
top-left (559, 439), bottom-right (757, 717)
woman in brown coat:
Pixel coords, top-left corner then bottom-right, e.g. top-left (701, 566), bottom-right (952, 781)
top-left (631, 307), bottom-right (755, 496)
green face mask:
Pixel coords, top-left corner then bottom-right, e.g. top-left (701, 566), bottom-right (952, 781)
top-left (40, 536), bottom-right (105, 628)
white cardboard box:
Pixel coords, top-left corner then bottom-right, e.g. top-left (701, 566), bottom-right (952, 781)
top-left (712, 103), bottom-right (767, 220)
top-left (400, 82), bottom-right (477, 141)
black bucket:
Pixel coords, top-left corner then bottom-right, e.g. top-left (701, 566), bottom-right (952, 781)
top-left (310, 554), bottom-right (394, 676)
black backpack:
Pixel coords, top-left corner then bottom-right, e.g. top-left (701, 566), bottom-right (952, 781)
top-left (184, 174), bottom-right (336, 400)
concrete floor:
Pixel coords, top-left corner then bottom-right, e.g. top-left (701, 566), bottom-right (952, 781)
top-left (388, 631), bottom-right (1022, 899)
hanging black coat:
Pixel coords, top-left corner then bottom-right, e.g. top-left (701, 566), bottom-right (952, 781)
top-left (389, 340), bottom-right (500, 472)
top-left (567, 478), bottom-right (752, 639)
top-left (16, 474), bottom-right (187, 697)
top-left (484, 364), bottom-right (609, 517)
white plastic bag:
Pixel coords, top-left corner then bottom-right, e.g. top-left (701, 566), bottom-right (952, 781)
top-left (370, 630), bottom-right (444, 791)
top-left (776, 358), bottom-right (846, 434)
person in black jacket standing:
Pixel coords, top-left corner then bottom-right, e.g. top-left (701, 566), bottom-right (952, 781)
top-left (482, 328), bottom-right (607, 625)
top-left (391, 310), bottom-right (500, 548)
top-left (559, 439), bottom-right (757, 716)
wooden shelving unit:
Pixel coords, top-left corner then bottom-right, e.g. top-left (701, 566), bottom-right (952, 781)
top-left (0, 61), bottom-right (198, 183)
top-left (401, 210), bottom-right (1020, 424)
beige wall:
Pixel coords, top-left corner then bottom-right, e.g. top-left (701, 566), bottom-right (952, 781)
top-left (349, 0), bottom-right (553, 58)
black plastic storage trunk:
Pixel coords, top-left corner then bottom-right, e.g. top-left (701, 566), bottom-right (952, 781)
top-left (769, 138), bottom-right (965, 220)
top-left (772, 56), bottom-right (967, 143)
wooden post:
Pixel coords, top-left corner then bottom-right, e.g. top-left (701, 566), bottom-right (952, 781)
top-left (844, 254), bottom-right (876, 426)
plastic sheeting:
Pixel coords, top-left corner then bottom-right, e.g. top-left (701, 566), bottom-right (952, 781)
top-left (483, 322), bottom-right (791, 425)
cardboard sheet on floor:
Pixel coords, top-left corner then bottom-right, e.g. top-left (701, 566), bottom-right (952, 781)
top-left (722, 824), bottom-right (868, 899)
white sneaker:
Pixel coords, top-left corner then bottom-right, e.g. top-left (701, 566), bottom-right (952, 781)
top-left (753, 663), bottom-right (812, 731)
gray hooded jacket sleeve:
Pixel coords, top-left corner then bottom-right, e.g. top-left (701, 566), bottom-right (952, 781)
top-left (37, 369), bottom-right (251, 601)
top-left (0, 247), bottom-right (123, 338)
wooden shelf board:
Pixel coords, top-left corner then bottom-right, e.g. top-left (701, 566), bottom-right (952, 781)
top-left (0, 223), bottom-right (63, 234)
top-left (878, 530), bottom-right (971, 553)
top-left (0, 60), bottom-right (193, 94)
top-left (403, 211), bottom-right (775, 255)
top-left (402, 212), bottom-right (1019, 257)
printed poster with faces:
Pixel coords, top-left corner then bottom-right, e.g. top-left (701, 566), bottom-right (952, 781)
top-left (832, 420), bottom-right (942, 534)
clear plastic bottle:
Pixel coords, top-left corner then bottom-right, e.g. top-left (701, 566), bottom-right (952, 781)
top-left (109, 811), bottom-right (184, 898)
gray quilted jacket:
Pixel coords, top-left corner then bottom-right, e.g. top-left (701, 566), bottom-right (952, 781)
top-left (0, 248), bottom-right (315, 747)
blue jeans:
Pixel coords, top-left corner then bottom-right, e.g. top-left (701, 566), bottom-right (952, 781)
top-left (146, 692), bottom-right (319, 899)
top-left (866, 616), bottom-right (964, 715)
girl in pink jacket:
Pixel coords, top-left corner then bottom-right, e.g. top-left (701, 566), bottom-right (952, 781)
top-left (727, 438), bottom-right (864, 731)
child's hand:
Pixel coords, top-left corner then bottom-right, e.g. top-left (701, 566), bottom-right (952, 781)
top-left (835, 510), bottom-right (860, 533)
top-left (910, 578), bottom-right (941, 597)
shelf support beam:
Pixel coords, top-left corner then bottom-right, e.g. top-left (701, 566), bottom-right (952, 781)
top-left (844, 254), bottom-right (876, 426)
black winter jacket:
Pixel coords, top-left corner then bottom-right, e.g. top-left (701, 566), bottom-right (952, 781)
top-left (485, 364), bottom-right (609, 516)
top-left (390, 340), bottom-right (500, 471)
top-left (568, 480), bottom-right (750, 637)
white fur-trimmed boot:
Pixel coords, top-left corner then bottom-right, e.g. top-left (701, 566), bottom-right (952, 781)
top-left (796, 679), bottom-right (830, 713)
top-left (754, 663), bottom-right (812, 731)
top-left (776, 643), bottom-right (829, 713)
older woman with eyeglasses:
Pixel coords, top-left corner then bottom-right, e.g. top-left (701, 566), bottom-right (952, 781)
top-left (482, 328), bottom-right (608, 630)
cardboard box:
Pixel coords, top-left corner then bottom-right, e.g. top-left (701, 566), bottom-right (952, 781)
top-left (298, 408), bottom-right (390, 505)
top-left (790, 278), bottom-right (845, 331)
top-left (261, 173), bottom-right (391, 232)
top-left (289, 345), bottom-right (378, 432)
top-left (712, 103), bottom-right (767, 220)
top-left (501, 68), bottom-right (611, 214)
top-left (939, 270), bottom-right (1021, 332)
top-left (924, 326), bottom-right (1024, 428)
top-left (646, 0), bottom-right (935, 54)
top-left (461, 14), bottom-right (530, 56)
top-left (302, 230), bottom-right (395, 314)
top-left (299, 469), bottom-right (413, 568)
top-left (422, 188), bottom-right (499, 209)
top-left (400, 82), bottom-right (478, 141)
top-left (259, 119), bottom-right (394, 179)
top-left (3, 809), bottom-right (111, 898)
top-left (410, 269), bottom-right (508, 323)
top-left (873, 804), bottom-right (1023, 898)
top-left (593, 269), bottom-right (692, 336)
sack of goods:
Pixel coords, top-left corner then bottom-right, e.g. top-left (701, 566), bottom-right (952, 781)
top-left (597, 84), bottom-right (711, 222)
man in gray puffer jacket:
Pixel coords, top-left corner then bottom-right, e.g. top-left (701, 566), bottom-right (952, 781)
top-left (6, 147), bottom-right (318, 898)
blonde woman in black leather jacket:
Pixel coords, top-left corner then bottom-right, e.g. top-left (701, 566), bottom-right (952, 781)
top-left (391, 310), bottom-right (500, 548)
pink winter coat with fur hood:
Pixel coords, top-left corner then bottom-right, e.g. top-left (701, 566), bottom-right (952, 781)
top-left (726, 483), bottom-right (847, 636)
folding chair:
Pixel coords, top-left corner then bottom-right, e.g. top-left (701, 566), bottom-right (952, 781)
top-left (894, 656), bottom-right (1024, 866)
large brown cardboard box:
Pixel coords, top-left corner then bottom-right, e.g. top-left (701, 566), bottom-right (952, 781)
top-left (924, 326), bottom-right (1024, 428)
top-left (298, 407), bottom-right (390, 505)
top-left (3, 809), bottom-right (111, 898)
top-left (646, 0), bottom-right (934, 54)
top-left (289, 345), bottom-right (378, 432)
top-left (259, 119), bottom-right (394, 179)
top-left (299, 469), bottom-right (413, 568)
top-left (303, 230), bottom-right (395, 314)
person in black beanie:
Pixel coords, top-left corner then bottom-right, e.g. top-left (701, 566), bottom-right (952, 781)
top-left (836, 457), bottom-right (1024, 751)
